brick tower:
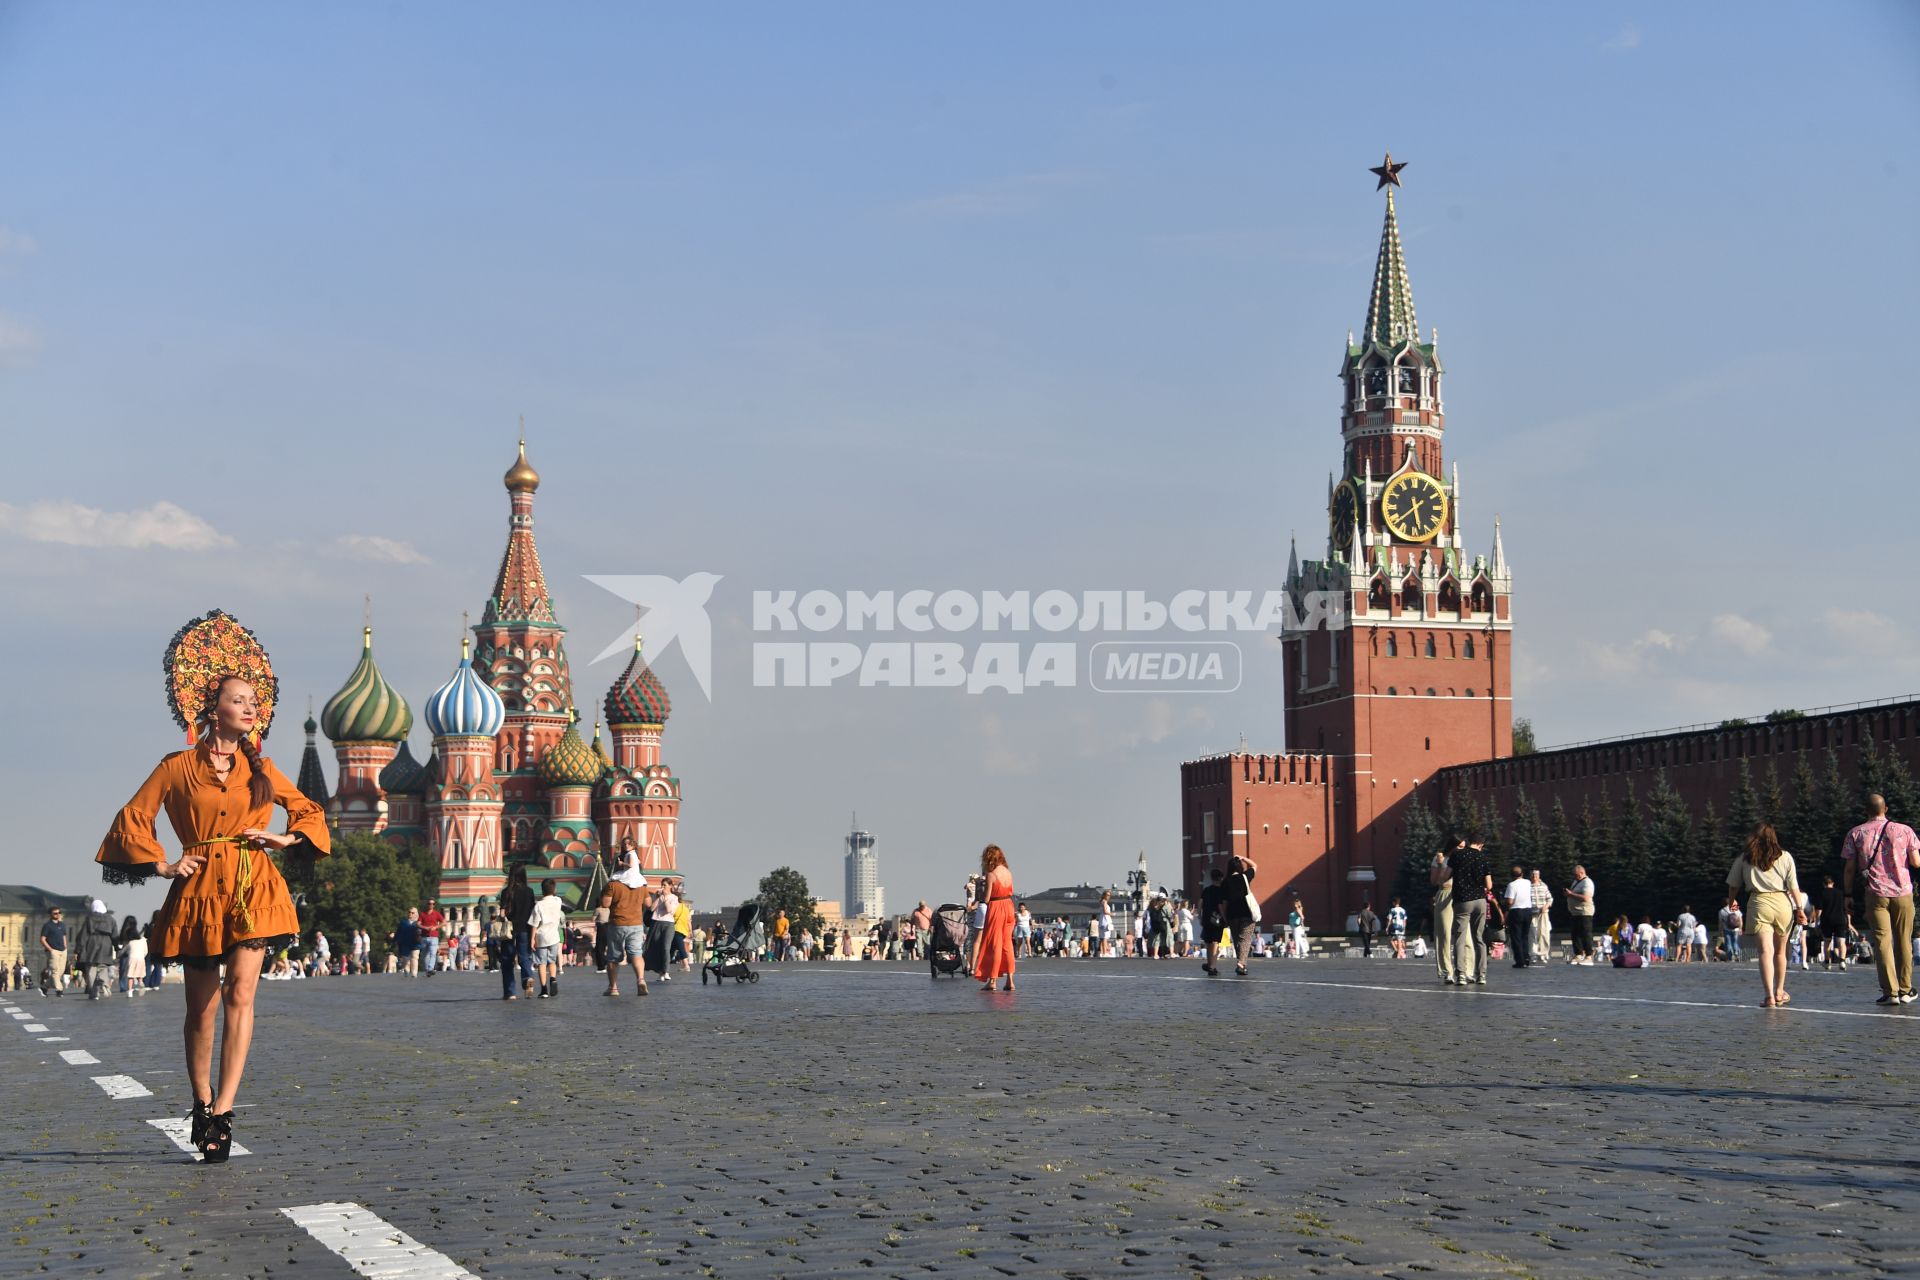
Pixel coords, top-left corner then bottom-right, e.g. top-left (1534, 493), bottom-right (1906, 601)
top-left (1283, 154), bottom-right (1514, 902)
top-left (1184, 155), bottom-right (1513, 927)
top-left (321, 625), bottom-right (414, 833)
top-left (473, 440), bottom-right (577, 861)
top-left (597, 635), bottom-right (681, 877)
top-left (423, 634), bottom-right (508, 921)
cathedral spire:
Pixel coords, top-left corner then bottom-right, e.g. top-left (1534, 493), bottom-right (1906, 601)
top-left (483, 437), bottom-right (559, 626)
top-left (1363, 184), bottom-right (1419, 348)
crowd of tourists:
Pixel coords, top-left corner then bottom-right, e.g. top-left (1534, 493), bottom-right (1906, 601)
top-left (1416, 793), bottom-right (1919, 1008)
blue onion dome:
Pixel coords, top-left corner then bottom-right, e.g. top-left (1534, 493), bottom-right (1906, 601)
top-left (424, 636), bottom-right (507, 738)
top-left (321, 626), bottom-right (414, 743)
top-left (379, 740), bottom-right (427, 795)
top-left (603, 635), bottom-right (671, 726)
top-left (539, 712), bottom-right (603, 787)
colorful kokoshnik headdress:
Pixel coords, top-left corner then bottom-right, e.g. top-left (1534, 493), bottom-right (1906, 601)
top-left (163, 609), bottom-right (278, 746)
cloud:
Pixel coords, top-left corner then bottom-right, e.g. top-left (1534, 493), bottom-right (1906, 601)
top-left (1589, 627), bottom-right (1683, 677)
top-left (898, 170), bottom-right (1097, 220)
top-left (1603, 23), bottom-right (1642, 52)
top-left (0, 310), bottom-right (41, 366)
top-left (329, 534), bottom-right (430, 565)
top-left (1821, 607), bottom-right (1912, 663)
top-left (0, 227), bottom-right (34, 255)
top-left (0, 499), bottom-right (234, 550)
top-left (1707, 613), bottom-right (1772, 657)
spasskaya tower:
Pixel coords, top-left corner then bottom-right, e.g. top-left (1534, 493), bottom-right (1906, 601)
top-left (1182, 154), bottom-right (1514, 927)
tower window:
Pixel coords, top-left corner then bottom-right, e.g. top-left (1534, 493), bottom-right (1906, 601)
top-left (1466, 688), bottom-right (1477, 698)
top-left (1387, 686), bottom-right (1397, 696)
top-left (1424, 635), bottom-right (1436, 658)
top-left (1425, 737), bottom-right (1431, 750)
top-left (1463, 635), bottom-right (1475, 659)
top-left (1397, 367), bottom-right (1417, 394)
top-left (1402, 580), bottom-right (1422, 613)
top-left (1386, 634), bottom-right (1398, 657)
top-left (1425, 687), bottom-right (1436, 696)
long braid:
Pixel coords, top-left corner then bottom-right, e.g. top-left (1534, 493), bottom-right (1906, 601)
top-left (237, 733), bottom-right (273, 810)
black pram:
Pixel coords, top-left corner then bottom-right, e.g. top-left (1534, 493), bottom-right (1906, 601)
top-left (702, 901), bottom-right (764, 986)
top-left (928, 904), bottom-right (970, 977)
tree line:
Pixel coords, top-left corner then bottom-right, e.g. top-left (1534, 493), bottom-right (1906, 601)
top-left (1393, 732), bottom-right (1920, 929)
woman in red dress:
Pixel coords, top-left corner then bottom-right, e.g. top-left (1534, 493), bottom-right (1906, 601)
top-left (973, 844), bottom-right (1016, 992)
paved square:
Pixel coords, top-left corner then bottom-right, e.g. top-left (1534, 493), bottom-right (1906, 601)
top-left (4, 958), bottom-right (1916, 1278)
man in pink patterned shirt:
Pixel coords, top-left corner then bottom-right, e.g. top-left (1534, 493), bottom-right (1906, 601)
top-left (1842, 795), bottom-right (1920, 1005)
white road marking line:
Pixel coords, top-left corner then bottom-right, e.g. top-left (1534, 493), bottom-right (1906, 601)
top-left (58, 1049), bottom-right (100, 1065)
top-left (91, 1074), bottom-right (153, 1100)
top-left (281, 1202), bottom-right (478, 1278)
top-left (149, 1117), bottom-right (251, 1160)
top-left (23, 1023), bottom-right (47, 1032)
top-left (859, 965), bottom-right (1920, 1021)
top-left (37, 1036), bottom-right (69, 1042)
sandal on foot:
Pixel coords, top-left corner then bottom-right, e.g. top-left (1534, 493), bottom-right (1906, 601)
top-left (201, 1111), bottom-right (234, 1164)
top-left (189, 1097), bottom-right (212, 1151)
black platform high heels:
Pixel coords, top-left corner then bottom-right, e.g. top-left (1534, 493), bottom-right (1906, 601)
top-left (189, 1096), bottom-right (212, 1151)
top-left (201, 1110), bottom-right (234, 1164)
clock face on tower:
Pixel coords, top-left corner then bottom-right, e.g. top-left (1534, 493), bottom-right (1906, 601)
top-left (1379, 470), bottom-right (1449, 543)
top-left (1329, 480), bottom-right (1358, 551)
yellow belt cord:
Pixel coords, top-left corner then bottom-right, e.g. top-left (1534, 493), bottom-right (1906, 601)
top-left (183, 836), bottom-right (257, 933)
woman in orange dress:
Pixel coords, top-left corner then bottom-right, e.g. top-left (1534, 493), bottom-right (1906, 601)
top-left (973, 844), bottom-right (1016, 992)
top-left (98, 662), bottom-right (329, 1162)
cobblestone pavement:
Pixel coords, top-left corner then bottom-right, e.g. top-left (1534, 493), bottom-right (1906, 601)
top-left (5, 956), bottom-right (1918, 1279)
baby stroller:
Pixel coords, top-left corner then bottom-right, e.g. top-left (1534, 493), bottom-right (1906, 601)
top-left (929, 904), bottom-right (970, 978)
top-left (702, 902), bottom-right (764, 987)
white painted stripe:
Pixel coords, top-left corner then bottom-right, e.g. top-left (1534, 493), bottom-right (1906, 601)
top-left (91, 1074), bottom-right (153, 1100)
top-left (23, 1023), bottom-right (47, 1032)
top-left (854, 965), bottom-right (1920, 1022)
top-left (148, 1117), bottom-right (251, 1160)
top-left (37, 1036), bottom-right (69, 1042)
top-left (57, 1049), bottom-right (99, 1065)
top-left (281, 1202), bottom-right (478, 1279)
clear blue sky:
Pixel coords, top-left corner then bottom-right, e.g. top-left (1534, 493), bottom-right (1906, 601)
top-left (2, 2), bottom-right (1915, 913)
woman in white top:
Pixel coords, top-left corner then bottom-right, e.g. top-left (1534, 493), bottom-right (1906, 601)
top-left (1728, 823), bottom-right (1806, 1008)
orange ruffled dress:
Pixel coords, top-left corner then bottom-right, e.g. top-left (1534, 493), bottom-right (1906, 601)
top-left (95, 741), bottom-right (331, 962)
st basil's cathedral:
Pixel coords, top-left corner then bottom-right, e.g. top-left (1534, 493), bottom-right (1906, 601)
top-left (291, 443), bottom-right (682, 926)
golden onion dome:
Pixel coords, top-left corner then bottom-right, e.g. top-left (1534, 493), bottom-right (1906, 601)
top-left (504, 439), bottom-right (540, 493)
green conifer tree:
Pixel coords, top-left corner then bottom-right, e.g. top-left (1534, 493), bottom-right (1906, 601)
top-left (1616, 777), bottom-right (1652, 919)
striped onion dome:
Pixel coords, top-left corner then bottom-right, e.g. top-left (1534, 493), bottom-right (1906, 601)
top-left (424, 637), bottom-right (506, 738)
top-left (539, 713), bottom-right (604, 788)
top-left (321, 627), bottom-right (414, 743)
top-left (603, 635), bottom-right (671, 726)
top-left (379, 740), bottom-right (427, 795)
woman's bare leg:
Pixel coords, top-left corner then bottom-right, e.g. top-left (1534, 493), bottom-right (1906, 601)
top-left (211, 946), bottom-right (266, 1113)
top-left (183, 966), bottom-right (221, 1102)
top-left (1757, 932), bottom-right (1779, 1004)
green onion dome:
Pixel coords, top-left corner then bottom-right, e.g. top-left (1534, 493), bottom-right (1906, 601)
top-left (379, 740), bottom-right (427, 795)
top-left (603, 635), bottom-right (671, 726)
top-left (590, 719), bottom-right (616, 775)
top-left (321, 626), bottom-right (414, 743)
top-left (538, 713), bottom-right (603, 788)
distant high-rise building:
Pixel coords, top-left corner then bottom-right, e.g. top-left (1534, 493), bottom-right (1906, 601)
top-left (845, 819), bottom-right (883, 920)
